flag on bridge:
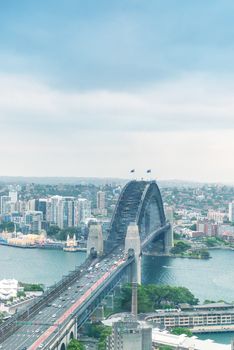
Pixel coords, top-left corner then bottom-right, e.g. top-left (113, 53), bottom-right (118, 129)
top-left (147, 169), bottom-right (151, 173)
top-left (130, 169), bottom-right (135, 173)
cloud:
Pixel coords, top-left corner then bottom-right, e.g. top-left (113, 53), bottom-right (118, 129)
top-left (1, 72), bottom-right (234, 181)
top-left (1, 73), bottom-right (234, 133)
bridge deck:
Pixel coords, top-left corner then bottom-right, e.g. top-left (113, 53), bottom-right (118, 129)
top-left (0, 247), bottom-right (131, 350)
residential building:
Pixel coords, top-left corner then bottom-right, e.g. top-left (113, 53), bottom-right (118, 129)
top-left (0, 279), bottom-right (19, 301)
top-left (0, 196), bottom-right (11, 215)
top-left (24, 211), bottom-right (43, 233)
top-left (97, 191), bottom-right (106, 210)
top-left (74, 198), bottom-right (91, 225)
top-left (9, 191), bottom-right (18, 204)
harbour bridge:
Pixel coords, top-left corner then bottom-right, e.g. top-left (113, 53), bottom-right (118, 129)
top-left (0, 180), bottom-right (172, 350)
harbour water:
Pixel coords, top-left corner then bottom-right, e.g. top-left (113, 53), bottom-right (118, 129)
top-left (0, 246), bottom-right (233, 344)
top-left (0, 245), bottom-right (87, 286)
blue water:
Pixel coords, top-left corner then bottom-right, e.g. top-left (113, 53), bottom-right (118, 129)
top-left (0, 246), bottom-right (233, 344)
top-left (142, 250), bottom-right (234, 303)
top-left (0, 245), bottom-right (86, 286)
top-left (142, 250), bottom-right (234, 344)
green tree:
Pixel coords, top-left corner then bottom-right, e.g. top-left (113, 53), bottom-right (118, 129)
top-left (67, 339), bottom-right (85, 350)
top-left (171, 327), bottom-right (193, 337)
top-left (116, 284), bottom-right (198, 313)
top-left (159, 346), bottom-right (173, 350)
top-left (199, 250), bottom-right (210, 259)
top-left (86, 324), bottom-right (111, 350)
top-left (170, 241), bottom-right (191, 255)
top-left (17, 291), bottom-right (26, 298)
top-left (0, 221), bottom-right (15, 232)
top-left (47, 225), bottom-right (60, 238)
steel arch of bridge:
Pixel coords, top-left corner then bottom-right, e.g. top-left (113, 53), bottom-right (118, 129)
top-left (107, 180), bottom-right (167, 246)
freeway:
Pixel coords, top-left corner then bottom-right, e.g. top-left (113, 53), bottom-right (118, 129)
top-left (0, 247), bottom-right (126, 350)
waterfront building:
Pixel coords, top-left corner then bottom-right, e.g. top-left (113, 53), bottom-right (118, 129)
top-left (145, 303), bottom-right (234, 330)
top-left (63, 234), bottom-right (85, 252)
top-left (0, 279), bottom-right (19, 301)
top-left (151, 328), bottom-right (230, 350)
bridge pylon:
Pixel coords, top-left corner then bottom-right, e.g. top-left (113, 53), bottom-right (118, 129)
top-left (164, 206), bottom-right (174, 254)
top-left (87, 223), bottom-right (104, 257)
top-left (125, 223), bottom-right (141, 284)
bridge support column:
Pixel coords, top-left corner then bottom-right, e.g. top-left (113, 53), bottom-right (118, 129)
top-left (164, 206), bottom-right (174, 254)
top-left (87, 223), bottom-right (103, 257)
top-left (125, 223), bottom-right (141, 284)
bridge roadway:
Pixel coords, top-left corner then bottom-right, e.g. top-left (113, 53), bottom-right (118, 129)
top-left (0, 247), bottom-right (129, 350)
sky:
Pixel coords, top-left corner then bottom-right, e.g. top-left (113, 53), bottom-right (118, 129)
top-left (1, 0), bottom-right (234, 182)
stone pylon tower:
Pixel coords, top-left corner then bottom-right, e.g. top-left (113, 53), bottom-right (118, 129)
top-left (87, 223), bottom-right (103, 257)
top-left (164, 206), bottom-right (174, 254)
top-left (125, 223), bottom-right (141, 284)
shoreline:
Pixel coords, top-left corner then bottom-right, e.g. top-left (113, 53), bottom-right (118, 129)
top-left (0, 242), bottom-right (86, 252)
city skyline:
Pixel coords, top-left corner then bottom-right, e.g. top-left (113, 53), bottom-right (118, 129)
top-left (1, 1), bottom-right (234, 181)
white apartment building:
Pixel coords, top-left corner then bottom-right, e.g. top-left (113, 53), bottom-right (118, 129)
top-left (0, 279), bottom-right (19, 301)
top-left (74, 198), bottom-right (91, 225)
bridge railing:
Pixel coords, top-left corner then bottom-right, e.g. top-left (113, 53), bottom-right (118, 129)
top-left (44, 256), bottom-right (135, 349)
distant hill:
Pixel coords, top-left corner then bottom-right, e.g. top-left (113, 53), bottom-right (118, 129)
top-left (0, 176), bottom-right (128, 186)
top-left (0, 176), bottom-right (226, 187)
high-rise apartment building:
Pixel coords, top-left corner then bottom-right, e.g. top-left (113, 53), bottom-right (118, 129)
top-left (0, 196), bottom-right (11, 215)
top-left (97, 191), bottom-right (106, 210)
top-left (49, 195), bottom-right (63, 226)
top-left (74, 198), bottom-right (91, 225)
top-left (35, 199), bottom-right (47, 221)
top-left (24, 211), bottom-right (43, 233)
top-left (62, 197), bottom-right (75, 228)
top-left (47, 196), bottom-right (76, 229)
top-left (9, 191), bottom-right (18, 204)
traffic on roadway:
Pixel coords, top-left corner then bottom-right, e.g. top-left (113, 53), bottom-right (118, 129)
top-left (0, 247), bottom-right (127, 350)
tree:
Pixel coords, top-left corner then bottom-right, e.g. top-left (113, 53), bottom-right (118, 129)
top-left (159, 346), bottom-right (173, 350)
top-left (170, 241), bottom-right (191, 255)
top-left (0, 221), bottom-right (15, 232)
top-left (171, 327), bottom-right (193, 337)
top-left (67, 339), bottom-right (85, 350)
top-left (199, 250), bottom-right (210, 259)
top-left (47, 225), bottom-right (60, 237)
top-left (86, 324), bottom-right (111, 350)
top-left (116, 284), bottom-right (198, 313)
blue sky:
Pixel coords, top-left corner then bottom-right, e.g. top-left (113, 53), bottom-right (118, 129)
top-left (1, 1), bottom-right (234, 181)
